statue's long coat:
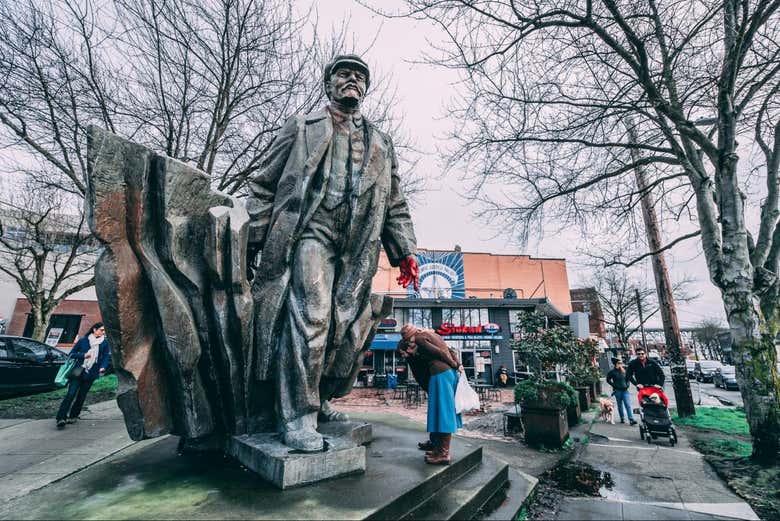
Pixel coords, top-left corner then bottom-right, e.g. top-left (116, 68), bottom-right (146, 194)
top-left (247, 107), bottom-right (417, 381)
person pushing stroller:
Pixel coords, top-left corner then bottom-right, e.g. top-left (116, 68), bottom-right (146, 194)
top-left (626, 347), bottom-right (669, 407)
top-left (628, 348), bottom-right (678, 445)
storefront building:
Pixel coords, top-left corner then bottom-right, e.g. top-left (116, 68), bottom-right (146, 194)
top-left (6, 247), bottom-right (575, 377)
top-left (363, 249), bottom-right (573, 385)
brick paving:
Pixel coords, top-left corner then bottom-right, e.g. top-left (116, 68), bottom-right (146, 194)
top-left (330, 386), bottom-right (518, 442)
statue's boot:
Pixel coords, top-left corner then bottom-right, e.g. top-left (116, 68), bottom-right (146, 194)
top-left (282, 413), bottom-right (324, 452)
top-left (318, 399), bottom-right (349, 422)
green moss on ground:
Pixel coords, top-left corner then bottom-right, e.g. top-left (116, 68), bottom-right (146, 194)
top-left (0, 375), bottom-right (117, 419)
top-left (671, 406), bottom-right (749, 436)
top-left (681, 411), bottom-right (779, 520)
top-left (693, 440), bottom-right (780, 521)
top-left (692, 437), bottom-right (752, 458)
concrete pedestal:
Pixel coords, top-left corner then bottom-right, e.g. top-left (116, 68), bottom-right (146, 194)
top-left (226, 422), bottom-right (371, 489)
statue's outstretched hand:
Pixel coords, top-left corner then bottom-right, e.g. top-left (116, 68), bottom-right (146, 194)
top-left (396, 255), bottom-right (420, 291)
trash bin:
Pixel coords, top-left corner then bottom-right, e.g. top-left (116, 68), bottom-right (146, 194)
top-left (387, 374), bottom-right (398, 390)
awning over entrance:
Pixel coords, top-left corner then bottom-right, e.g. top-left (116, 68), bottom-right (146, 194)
top-left (369, 333), bottom-right (402, 350)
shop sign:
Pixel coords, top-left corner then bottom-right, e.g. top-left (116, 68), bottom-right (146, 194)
top-left (44, 327), bottom-right (64, 346)
top-left (379, 317), bottom-right (397, 330)
top-left (483, 323), bottom-right (501, 334)
top-left (436, 322), bottom-right (501, 336)
top-left (480, 351), bottom-right (491, 357)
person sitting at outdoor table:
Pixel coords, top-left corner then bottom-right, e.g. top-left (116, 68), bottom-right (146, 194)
top-left (397, 324), bottom-right (462, 465)
top-left (626, 347), bottom-right (669, 407)
top-left (495, 364), bottom-right (509, 387)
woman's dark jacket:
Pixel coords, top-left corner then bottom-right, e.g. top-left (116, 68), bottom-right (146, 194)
top-left (69, 337), bottom-right (111, 380)
top-left (626, 358), bottom-right (665, 388)
top-left (606, 368), bottom-right (629, 391)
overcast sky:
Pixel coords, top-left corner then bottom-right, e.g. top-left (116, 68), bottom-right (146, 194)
top-left (297, 0), bottom-right (727, 329)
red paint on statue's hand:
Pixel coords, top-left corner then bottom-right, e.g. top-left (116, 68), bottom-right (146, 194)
top-left (396, 256), bottom-right (420, 291)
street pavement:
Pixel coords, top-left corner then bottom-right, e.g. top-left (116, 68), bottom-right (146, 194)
top-left (554, 378), bottom-right (758, 521)
top-left (0, 400), bottom-right (141, 502)
top-left (639, 367), bottom-right (743, 409)
top-left (0, 385), bottom-right (756, 520)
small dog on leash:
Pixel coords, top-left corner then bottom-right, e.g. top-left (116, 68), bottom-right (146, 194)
top-left (599, 397), bottom-right (615, 424)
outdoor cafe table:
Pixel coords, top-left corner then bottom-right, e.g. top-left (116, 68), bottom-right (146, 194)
top-left (472, 383), bottom-right (493, 402)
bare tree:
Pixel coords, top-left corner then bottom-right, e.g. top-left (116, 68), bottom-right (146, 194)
top-left (693, 318), bottom-right (728, 362)
top-left (0, 0), bottom-right (423, 198)
top-left (0, 0), bottom-right (424, 343)
top-left (595, 269), bottom-right (694, 348)
top-left (0, 177), bottom-right (99, 341)
top-left (383, 0), bottom-right (780, 461)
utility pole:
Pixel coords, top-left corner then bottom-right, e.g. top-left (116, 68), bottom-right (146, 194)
top-left (626, 121), bottom-right (696, 417)
top-left (635, 287), bottom-right (648, 351)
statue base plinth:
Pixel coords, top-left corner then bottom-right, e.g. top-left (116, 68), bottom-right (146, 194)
top-left (317, 420), bottom-right (373, 446)
top-left (227, 422), bottom-right (371, 489)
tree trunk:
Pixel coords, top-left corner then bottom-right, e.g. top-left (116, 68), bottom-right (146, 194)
top-left (628, 123), bottom-right (696, 417)
top-left (725, 294), bottom-right (780, 462)
top-left (30, 307), bottom-right (49, 342)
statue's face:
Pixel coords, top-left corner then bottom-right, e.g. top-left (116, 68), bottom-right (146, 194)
top-left (326, 65), bottom-right (367, 107)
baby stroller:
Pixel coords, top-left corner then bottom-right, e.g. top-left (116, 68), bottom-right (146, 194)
top-left (638, 396), bottom-right (677, 446)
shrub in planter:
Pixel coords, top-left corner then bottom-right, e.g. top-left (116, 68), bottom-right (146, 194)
top-left (567, 400), bottom-right (582, 426)
top-left (575, 386), bottom-right (591, 411)
top-left (515, 380), bottom-right (577, 448)
top-left (510, 312), bottom-right (582, 448)
top-left (567, 339), bottom-right (603, 403)
top-left (515, 380), bottom-right (578, 410)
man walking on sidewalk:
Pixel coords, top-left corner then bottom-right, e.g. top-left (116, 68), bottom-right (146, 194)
top-left (626, 347), bottom-right (669, 407)
top-left (607, 358), bottom-right (637, 425)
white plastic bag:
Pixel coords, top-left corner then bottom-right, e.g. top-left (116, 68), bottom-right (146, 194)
top-left (455, 371), bottom-right (481, 413)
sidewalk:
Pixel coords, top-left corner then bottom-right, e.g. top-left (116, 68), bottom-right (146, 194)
top-left (556, 411), bottom-right (759, 520)
top-left (0, 400), bottom-right (140, 502)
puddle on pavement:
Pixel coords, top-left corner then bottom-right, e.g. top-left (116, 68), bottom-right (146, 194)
top-left (543, 461), bottom-right (615, 497)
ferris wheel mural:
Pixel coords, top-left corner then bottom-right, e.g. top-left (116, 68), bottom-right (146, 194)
top-left (408, 251), bottom-right (466, 299)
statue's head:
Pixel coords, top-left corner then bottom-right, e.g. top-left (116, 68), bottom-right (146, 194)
top-left (323, 54), bottom-right (370, 108)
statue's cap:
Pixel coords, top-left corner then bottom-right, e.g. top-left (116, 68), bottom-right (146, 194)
top-left (323, 54), bottom-right (371, 91)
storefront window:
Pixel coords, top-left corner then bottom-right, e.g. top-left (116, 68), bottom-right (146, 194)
top-left (447, 339), bottom-right (493, 383)
top-left (512, 350), bottom-right (531, 374)
top-left (402, 308), bottom-right (432, 328)
top-left (371, 350), bottom-right (409, 383)
top-left (442, 308), bottom-right (488, 326)
top-left (508, 309), bottom-right (524, 335)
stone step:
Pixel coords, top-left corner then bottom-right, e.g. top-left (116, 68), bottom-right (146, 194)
top-left (403, 453), bottom-right (509, 520)
top-left (482, 467), bottom-right (539, 521)
top-left (365, 446), bottom-right (484, 520)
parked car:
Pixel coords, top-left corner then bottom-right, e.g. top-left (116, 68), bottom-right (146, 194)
top-left (686, 359), bottom-right (697, 378)
top-left (713, 365), bottom-right (739, 390)
top-left (694, 360), bottom-right (723, 383)
top-left (0, 335), bottom-right (69, 399)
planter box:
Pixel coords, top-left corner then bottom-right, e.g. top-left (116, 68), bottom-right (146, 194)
top-left (588, 382), bottom-right (598, 402)
top-left (576, 387), bottom-right (591, 411)
top-left (596, 380), bottom-right (603, 396)
top-left (566, 401), bottom-right (581, 426)
top-left (521, 406), bottom-right (569, 448)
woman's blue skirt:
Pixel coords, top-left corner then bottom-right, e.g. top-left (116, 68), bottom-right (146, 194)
top-left (427, 369), bottom-right (463, 433)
